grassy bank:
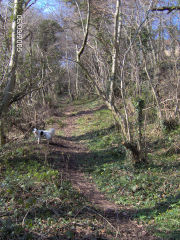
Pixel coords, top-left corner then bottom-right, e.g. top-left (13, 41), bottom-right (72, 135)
top-left (72, 99), bottom-right (180, 240)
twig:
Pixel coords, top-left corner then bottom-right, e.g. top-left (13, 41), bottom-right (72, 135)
top-left (74, 206), bottom-right (87, 218)
top-left (22, 209), bottom-right (30, 226)
top-left (77, 0), bottom-right (90, 60)
top-left (173, 143), bottom-right (180, 151)
top-left (85, 206), bottom-right (119, 233)
top-left (73, 205), bottom-right (119, 235)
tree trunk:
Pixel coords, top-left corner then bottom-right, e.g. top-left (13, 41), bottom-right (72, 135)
top-left (0, 119), bottom-right (6, 145)
top-left (144, 64), bottom-right (163, 123)
top-left (108, 0), bottom-right (120, 104)
top-left (0, 0), bottom-right (19, 117)
top-left (123, 141), bottom-right (145, 165)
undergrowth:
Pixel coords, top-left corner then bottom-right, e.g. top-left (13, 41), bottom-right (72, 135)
top-left (0, 141), bottom-right (115, 239)
top-left (73, 100), bottom-right (180, 240)
top-left (1, 98), bottom-right (179, 239)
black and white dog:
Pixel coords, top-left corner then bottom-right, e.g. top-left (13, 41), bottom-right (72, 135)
top-left (33, 128), bottom-right (55, 144)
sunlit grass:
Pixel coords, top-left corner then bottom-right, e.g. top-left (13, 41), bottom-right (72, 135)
top-left (75, 100), bottom-right (180, 239)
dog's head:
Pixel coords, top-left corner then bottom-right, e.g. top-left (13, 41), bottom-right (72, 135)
top-left (33, 128), bottom-right (38, 134)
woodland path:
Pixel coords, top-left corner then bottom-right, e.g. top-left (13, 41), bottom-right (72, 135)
top-left (48, 102), bottom-right (157, 240)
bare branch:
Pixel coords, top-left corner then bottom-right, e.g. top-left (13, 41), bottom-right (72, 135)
top-left (24, 0), bottom-right (38, 12)
top-left (77, 0), bottom-right (90, 61)
top-left (151, 6), bottom-right (180, 13)
top-left (75, 0), bottom-right (85, 34)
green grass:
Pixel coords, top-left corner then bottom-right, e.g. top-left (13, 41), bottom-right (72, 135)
top-left (0, 145), bottom-right (80, 239)
top-left (70, 97), bottom-right (103, 115)
top-left (74, 100), bottom-right (180, 239)
top-left (1, 98), bottom-right (180, 239)
top-left (0, 141), bottom-right (115, 239)
top-left (45, 117), bottom-right (67, 128)
top-left (72, 96), bottom-right (99, 107)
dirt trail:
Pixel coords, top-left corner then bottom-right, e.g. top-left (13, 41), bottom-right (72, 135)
top-left (62, 107), bottom-right (120, 212)
top-left (50, 104), bottom-right (157, 240)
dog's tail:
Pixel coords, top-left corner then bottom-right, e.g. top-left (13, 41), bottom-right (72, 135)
top-left (49, 128), bottom-right (55, 136)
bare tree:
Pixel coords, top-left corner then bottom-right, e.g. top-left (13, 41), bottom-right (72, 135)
top-left (0, 0), bottom-right (41, 145)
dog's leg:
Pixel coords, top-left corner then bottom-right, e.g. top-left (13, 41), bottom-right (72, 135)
top-left (38, 137), bottom-right (40, 144)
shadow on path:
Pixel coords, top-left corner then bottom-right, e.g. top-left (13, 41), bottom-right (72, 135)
top-left (45, 135), bottom-right (158, 239)
top-left (59, 125), bottom-right (115, 142)
top-left (65, 105), bottom-right (107, 117)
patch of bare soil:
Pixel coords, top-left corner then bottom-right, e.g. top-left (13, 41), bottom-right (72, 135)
top-left (47, 105), bottom-right (158, 240)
